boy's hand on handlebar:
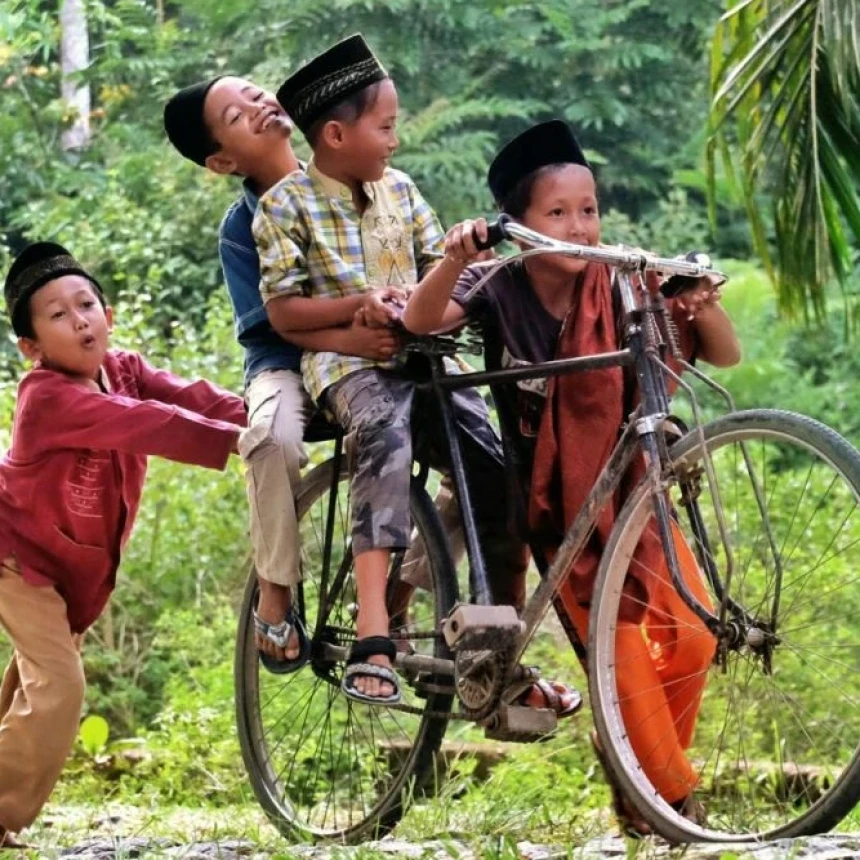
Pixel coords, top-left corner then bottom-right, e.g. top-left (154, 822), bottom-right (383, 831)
top-left (444, 218), bottom-right (494, 266)
top-left (676, 280), bottom-right (724, 321)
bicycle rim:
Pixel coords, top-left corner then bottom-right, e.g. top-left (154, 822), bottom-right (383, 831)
top-left (589, 409), bottom-right (860, 842)
top-left (235, 458), bottom-right (457, 843)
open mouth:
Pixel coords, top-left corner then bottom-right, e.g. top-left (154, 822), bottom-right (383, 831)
top-left (258, 109), bottom-right (285, 133)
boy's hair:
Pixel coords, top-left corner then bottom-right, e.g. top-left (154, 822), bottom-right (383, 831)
top-left (488, 119), bottom-right (591, 215)
top-left (163, 77), bottom-right (225, 166)
top-left (304, 80), bottom-right (385, 148)
top-left (276, 34), bottom-right (387, 140)
top-left (4, 242), bottom-right (105, 338)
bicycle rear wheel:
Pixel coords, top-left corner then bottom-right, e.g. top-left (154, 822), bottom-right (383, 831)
top-left (589, 409), bottom-right (860, 842)
top-left (235, 457), bottom-right (458, 843)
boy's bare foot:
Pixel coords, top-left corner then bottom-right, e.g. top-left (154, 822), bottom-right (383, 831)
top-left (342, 636), bottom-right (401, 704)
top-left (347, 549), bottom-right (400, 703)
top-left (256, 580), bottom-right (299, 662)
top-left (0, 828), bottom-right (29, 850)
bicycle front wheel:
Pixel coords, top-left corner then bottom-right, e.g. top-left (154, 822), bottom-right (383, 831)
top-left (235, 457), bottom-right (458, 843)
top-left (589, 409), bottom-right (860, 843)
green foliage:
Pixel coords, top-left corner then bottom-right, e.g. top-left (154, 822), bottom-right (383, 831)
top-left (62, 599), bottom-right (249, 807)
top-left (2, 0), bottom-right (859, 836)
top-left (709, 0), bottom-right (860, 321)
top-left (712, 262), bottom-right (860, 444)
top-left (1, 0), bottom-right (731, 320)
top-left (602, 187), bottom-right (713, 253)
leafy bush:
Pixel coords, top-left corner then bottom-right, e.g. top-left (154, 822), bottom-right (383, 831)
top-left (60, 599), bottom-right (250, 808)
top-left (713, 262), bottom-right (860, 445)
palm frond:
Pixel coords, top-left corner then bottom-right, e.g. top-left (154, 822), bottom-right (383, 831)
top-left (708, 0), bottom-right (860, 320)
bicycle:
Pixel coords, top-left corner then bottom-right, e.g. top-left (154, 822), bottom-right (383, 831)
top-left (233, 215), bottom-right (860, 845)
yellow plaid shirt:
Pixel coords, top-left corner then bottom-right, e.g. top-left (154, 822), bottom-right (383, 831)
top-left (253, 160), bottom-right (445, 402)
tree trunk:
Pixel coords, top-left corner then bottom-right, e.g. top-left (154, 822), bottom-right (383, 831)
top-left (60, 0), bottom-right (91, 150)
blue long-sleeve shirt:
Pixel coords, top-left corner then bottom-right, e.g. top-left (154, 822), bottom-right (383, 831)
top-left (219, 179), bottom-right (301, 389)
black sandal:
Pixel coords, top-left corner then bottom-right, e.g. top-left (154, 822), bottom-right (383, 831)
top-left (342, 636), bottom-right (401, 705)
top-left (254, 605), bottom-right (311, 675)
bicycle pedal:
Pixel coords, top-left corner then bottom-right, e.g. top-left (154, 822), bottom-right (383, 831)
top-left (482, 705), bottom-right (557, 743)
top-left (442, 604), bottom-right (524, 649)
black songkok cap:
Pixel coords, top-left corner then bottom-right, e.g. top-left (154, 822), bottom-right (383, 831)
top-left (4, 242), bottom-right (103, 336)
top-left (276, 34), bottom-right (387, 136)
top-left (163, 77), bottom-right (224, 166)
top-left (487, 119), bottom-right (590, 204)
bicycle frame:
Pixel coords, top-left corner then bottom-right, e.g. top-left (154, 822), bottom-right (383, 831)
top-left (312, 219), bottom-right (783, 687)
top-left (425, 280), bottom-right (718, 670)
top-left (415, 220), bottom-right (760, 673)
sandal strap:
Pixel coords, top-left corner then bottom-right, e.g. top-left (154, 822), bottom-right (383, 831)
top-left (531, 678), bottom-right (562, 711)
top-left (344, 661), bottom-right (398, 685)
top-left (518, 678), bottom-right (570, 711)
top-left (254, 608), bottom-right (298, 649)
top-left (348, 635), bottom-right (396, 664)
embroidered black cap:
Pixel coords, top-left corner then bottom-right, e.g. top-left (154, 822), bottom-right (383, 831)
top-left (163, 77), bottom-right (224, 166)
top-left (276, 34), bottom-right (387, 136)
top-left (4, 242), bottom-right (103, 336)
top-left (487, 119), bottom-right (590, 204)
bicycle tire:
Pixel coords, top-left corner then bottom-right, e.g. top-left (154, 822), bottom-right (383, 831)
top-left (589, 409), bottom-right (860, 842)
top-left (235, 457), bottom-right (458, 843)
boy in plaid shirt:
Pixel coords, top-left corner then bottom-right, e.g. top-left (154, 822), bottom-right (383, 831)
top-left (254, 35), bottom-right (554, 707)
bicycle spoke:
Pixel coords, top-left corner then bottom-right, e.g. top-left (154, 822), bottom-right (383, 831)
top-left (236, 461), bottom-right (454, 842)
top-left (590, 413), bottom-right (860, 842)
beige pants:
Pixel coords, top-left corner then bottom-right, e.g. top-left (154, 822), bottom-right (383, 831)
top-left (0, 559), bottom-right (85, 833)
top-left (238, 369), bottom-right (313, 587)
top-left (238, 368), bottom-right (461, 592)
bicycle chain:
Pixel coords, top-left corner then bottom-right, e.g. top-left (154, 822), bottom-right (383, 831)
top-left (384, 701), bottom-right (480, 721)
top-left (378, 648), bottom-right (511, 722)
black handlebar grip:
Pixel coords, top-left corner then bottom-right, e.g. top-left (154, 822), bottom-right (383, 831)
top-left (474, 214), bottom-right (512, 251)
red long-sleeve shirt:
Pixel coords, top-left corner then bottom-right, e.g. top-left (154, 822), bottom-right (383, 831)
top-left (0, 349), bottom-right (247, 632)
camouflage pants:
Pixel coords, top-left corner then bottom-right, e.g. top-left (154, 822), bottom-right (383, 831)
top-left (325, 368), bottom-right (528, 607)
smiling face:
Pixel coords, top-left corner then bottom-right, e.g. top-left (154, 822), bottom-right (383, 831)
top-left (520, 164), bottom-right (601, 276)
top-left (323, 78), bottom-right (400, 184)
top-left (19, 275), bottom-right (113, 381)
top-left (202, 76), bottom-right (293, 177)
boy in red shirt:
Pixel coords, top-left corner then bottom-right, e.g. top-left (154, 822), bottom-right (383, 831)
top-left (0, 242), bottom-right (246, 846)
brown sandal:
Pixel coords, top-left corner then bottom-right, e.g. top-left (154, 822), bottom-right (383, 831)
top-left (590, 731), bottom-right (653, 838)
top-left (517, 679), bottom-right (583, 718)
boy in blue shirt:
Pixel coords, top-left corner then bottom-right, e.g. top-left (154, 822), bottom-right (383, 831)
top-left (164, 77), bottom-right (400, 673)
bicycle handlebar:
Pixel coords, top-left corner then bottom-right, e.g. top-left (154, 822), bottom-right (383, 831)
top-left (475, 213), bottom-right (726, 285)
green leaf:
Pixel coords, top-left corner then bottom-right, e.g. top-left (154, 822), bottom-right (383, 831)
top-left (79, 714), bottom-right (110, 756)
